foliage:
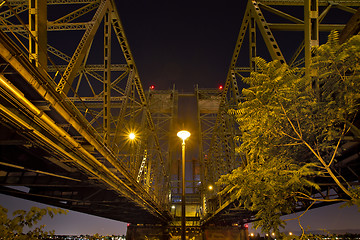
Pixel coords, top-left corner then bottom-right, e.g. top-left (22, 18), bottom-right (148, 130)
top-left (217, 31), bottom-right (360, 235)
top-left (218, 159), bottom-right (321, 234)
top-left (0, 205), bottom-right (67, 240)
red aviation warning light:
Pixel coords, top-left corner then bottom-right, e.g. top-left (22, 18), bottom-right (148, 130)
top-left (218, 85), bottom-right (223, 90)
top-left (150, 85), bottom-right (155, 90)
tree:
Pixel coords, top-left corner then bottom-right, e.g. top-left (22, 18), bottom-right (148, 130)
top-left (217, 31), bottom-right (360, 236)
top-left (0, 205), bottom-right (67, 240)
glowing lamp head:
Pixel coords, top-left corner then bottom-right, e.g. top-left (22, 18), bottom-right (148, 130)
top-left (177, 130), bottom-right (190, 141)
top-left (208, 185), bottom-right (213, 190)
top-left (129, 132), bottom-right (136, 140)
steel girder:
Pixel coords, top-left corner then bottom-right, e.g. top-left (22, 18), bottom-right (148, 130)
top-left (0, 0), bottom-right (171, 223)
top-left (196, 74), bottom-right (243, 218)
top-left (230, 0), bottom-right (360, 77)
top-left (147, 87), bottom-right (178, 208)
top-left (201, 0), bottom-right (360, 226)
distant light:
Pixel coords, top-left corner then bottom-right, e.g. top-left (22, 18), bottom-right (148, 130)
top-left (219, 85), bottom-right (223, 90)
top-left (177, 130), bottom-right (190, 141)
top-left (208, 185), bottom-right (213, 190)
top-left (250, 233), bottom-right (254, 237)
top-left (127, 223), bottom-right (130, 227)
top-left (150, 85), bottom-right (155, 90)
top-left (272, 233), bottom-right (275, 236)
top-left (129, 133), bottom-right (135, 140)
top-left (171, 205), bottom-right (176, 209)
top-left (289, 232), bottom-right (293, 236)
top-left (244, 224), bottom-right (248, 228)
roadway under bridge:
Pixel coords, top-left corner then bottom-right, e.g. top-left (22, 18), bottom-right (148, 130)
top-left (0, 1), bottom-right (359, 239)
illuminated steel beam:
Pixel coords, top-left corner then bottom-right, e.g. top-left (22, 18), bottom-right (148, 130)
top-left (304, 0), bottom-right (319, 78)
top-left (28, 0), bottom-right (47, 72)
top-left (52, 1), bottom-right (100, 24)
top-left (250, 0), bottom-right (286, 64)
top-left (258, 0), bottom-right (360, 6)
top-left (103, 10), bottom-right (111, 146)
top-left (267, 23), bottom-right (345, 31)
top-left (2, 23), bottom-right (90, 32)
top-left (5, 0), bottom-right (98, 5)
top-left (47, 64), bottom-right (128, 72)
top-left (56, 0), bottom-right (110, 94)
top-left (0, 0), bottom-right (171, 223)
top-left (0, 2), bottom-right (27, 20)
top-left (229, 0), bottom-right (359, 76)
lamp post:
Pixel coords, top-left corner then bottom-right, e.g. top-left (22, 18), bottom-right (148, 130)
top-left (177, 130), bottom-right (190, 240)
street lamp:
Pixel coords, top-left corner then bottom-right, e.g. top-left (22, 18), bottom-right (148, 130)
top-left (177, 130), bottom-right (190, 240)
top-left (129, 132), bottom-right (135, 140)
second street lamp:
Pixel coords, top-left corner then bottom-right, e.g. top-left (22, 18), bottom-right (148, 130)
top-left (177, 130), bottom-right (190, 240)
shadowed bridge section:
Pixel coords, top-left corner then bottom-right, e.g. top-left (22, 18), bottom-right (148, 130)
top-left (0, 0), bottom-right (360, 239)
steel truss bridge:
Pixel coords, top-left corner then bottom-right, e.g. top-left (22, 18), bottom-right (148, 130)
top-left (0, 0), bottom-right (359, 238)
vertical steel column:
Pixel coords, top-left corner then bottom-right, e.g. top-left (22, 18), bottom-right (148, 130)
top-left (195, 86), bottom-right (206, 212)
top-left (28, 0), bottom-right (47, 72)
top-left (249, 16), bottom-right (256, 71)
top-left (103, 10), bottom-right (111, 145)
top-left (304, 0), bottom-right (319, 78)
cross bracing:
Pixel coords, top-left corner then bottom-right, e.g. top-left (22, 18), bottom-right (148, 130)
top-left (229, 0), bottom-right (360, 77)
top-left (0, 0), bottom-right (172, 224)
top-left (201, 0), bottom-right (360, 226)
top-left (0, 0), bottom-right (359, 230)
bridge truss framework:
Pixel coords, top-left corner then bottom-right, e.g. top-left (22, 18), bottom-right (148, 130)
top-left (0, 0), bottom-right (359, 238)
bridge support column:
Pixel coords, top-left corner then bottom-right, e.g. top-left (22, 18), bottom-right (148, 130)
top-left (126, 224), bottom-right (170, 240)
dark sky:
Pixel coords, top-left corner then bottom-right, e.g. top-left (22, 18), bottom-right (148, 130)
top-left (1, 0), bottom-right (360, 236)
top-left (114, 0), bottom-right (245, 92)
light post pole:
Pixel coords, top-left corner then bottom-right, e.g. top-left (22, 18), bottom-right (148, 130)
top-left (177, 130), bottom-right (190, 240)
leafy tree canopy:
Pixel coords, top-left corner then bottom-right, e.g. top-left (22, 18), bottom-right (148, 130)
top-left (217, 31), bottom-right (360, 236)
top-left (0, 205), bottom-right (67, 240)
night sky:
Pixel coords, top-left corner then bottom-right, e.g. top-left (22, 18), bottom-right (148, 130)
top-left (115, 0), bottom-right (246, 92)
top-left (1, 0), bottom-right (360, 236)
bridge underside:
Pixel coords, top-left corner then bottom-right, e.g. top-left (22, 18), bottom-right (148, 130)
top-left (0, 0), bottom-right (359, 236)
top-left (0, 34), bottom-right (167, 224)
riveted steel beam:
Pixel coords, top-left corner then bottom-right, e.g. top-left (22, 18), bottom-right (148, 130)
top-left (56, 0), bottom-right (110, 95)
top-left (28, 0), bottom-right (47, 72)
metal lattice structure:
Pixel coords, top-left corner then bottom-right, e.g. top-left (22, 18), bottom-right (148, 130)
top-left (0, 0), bottom-right (359, 231)
top-left (201, 0), bottom-right (360, 226)
top-left (230, 0), bottom-right (360, 76)
top-left (0, 0), bottom-right (174, 224)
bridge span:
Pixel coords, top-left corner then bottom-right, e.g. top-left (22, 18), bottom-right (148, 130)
top-left (0, 0), bottom-right (359, 239)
